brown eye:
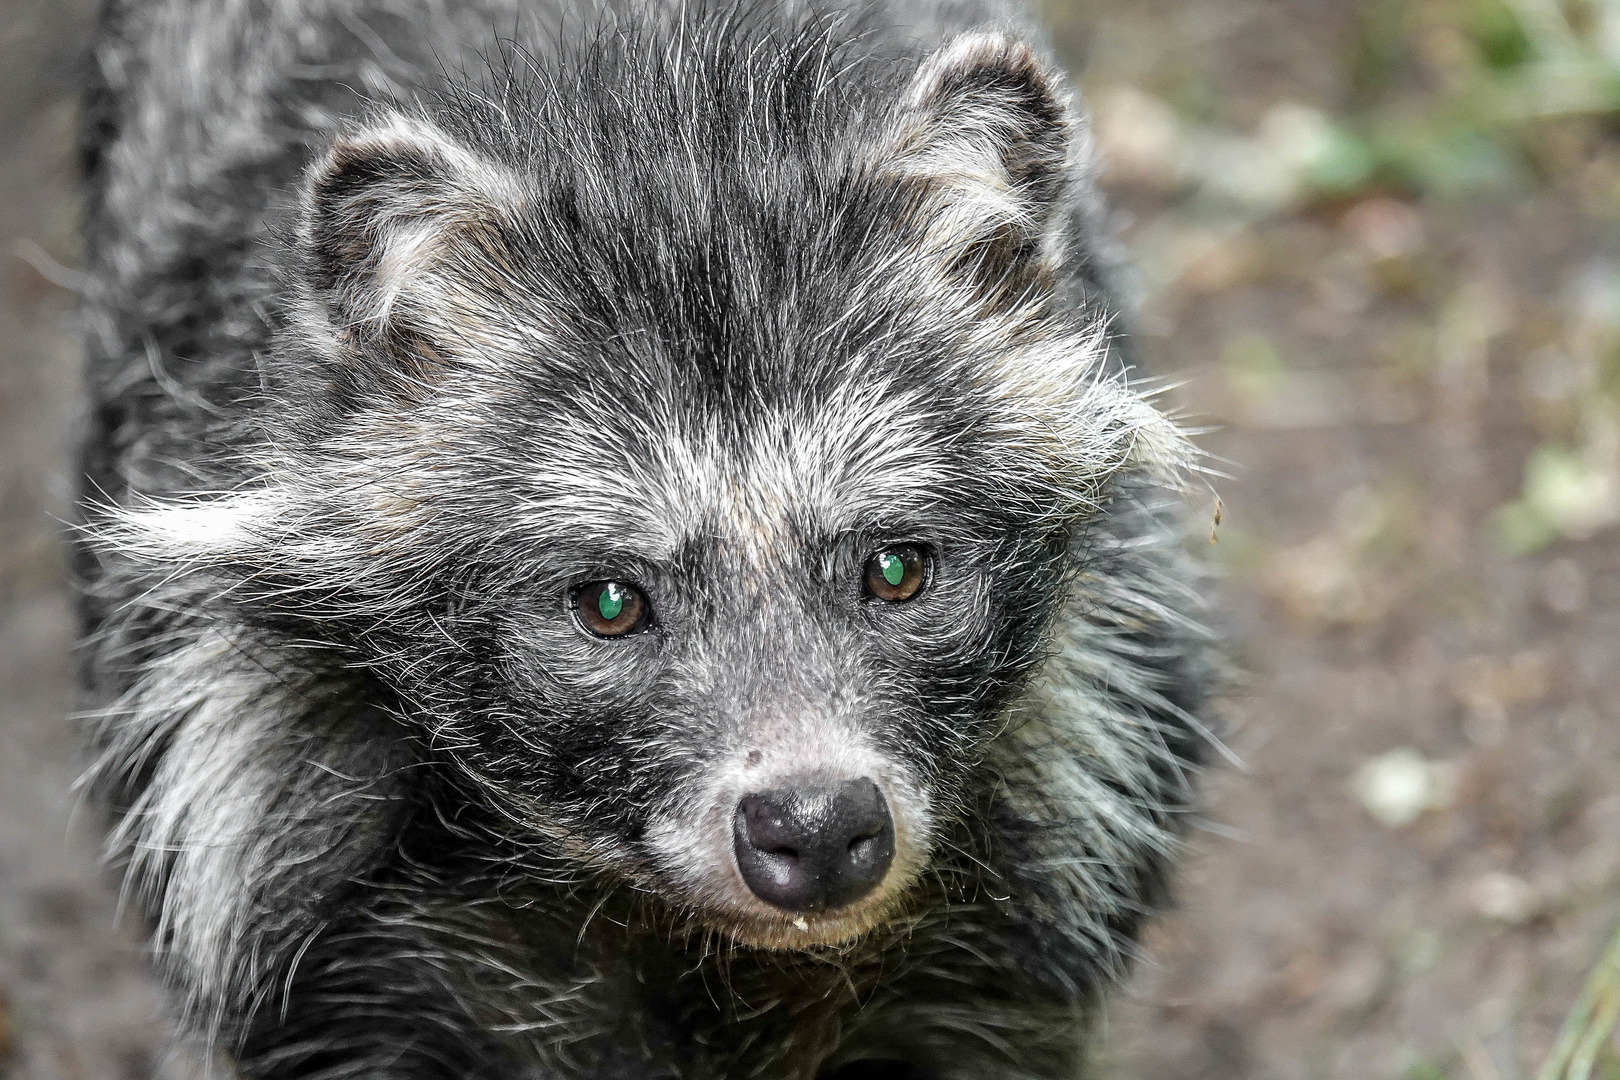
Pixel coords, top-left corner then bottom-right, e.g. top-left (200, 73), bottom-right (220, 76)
top-left (576, 581), bottom-right (650, 637)
top-left (863, 545), bottom-right (928, 602)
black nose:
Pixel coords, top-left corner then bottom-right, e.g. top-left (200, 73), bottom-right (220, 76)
top-left (733, 778), bottom-right (895, 913)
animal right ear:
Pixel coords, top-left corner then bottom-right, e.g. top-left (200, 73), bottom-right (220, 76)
top-left (299, 114), bottom-right (523, 357)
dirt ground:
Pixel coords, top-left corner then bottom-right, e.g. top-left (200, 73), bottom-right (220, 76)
top-left (3, 1), bottom-right (1619, 1079)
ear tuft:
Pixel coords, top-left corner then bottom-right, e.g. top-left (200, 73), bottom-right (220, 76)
top-left (883, 32), bottom-right (1073, 282)
top-left (300, 114), bottom-right (522, 353)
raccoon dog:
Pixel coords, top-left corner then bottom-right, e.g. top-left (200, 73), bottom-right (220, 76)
top-left (75, 0), bottom-right (1215, 1076)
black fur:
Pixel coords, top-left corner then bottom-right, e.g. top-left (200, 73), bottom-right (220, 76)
top-left (75, 2), bottom-right (1215, 1077)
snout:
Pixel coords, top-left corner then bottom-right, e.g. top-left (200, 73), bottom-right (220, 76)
top-left (732, 777), bottom-right (895, 913)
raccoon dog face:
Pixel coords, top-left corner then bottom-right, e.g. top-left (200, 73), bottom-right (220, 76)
top-left (118, 30), bottom-right (1185, 949)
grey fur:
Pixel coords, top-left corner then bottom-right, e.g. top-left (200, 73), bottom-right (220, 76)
top-left (75, 1), bottom-right (1216, 1077)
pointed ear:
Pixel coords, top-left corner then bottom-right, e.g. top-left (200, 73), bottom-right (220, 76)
top-left (881, 33), bottom-right (1073, 288)
top-left (299, 114), bottom-right (523, 355)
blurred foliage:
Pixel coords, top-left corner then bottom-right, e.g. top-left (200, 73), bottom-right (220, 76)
top-left (1495, 261), bottom-right (1620, 554)
top-left (1335, 0), bottom-right (1620, 199)
top-left (1062, 2), bottom-right (1620, 1074)
top-left (1339, 0), bottom-right (1620, 563)
top-left (1089, 0), bottom-right (1620, 208)
top-left (1221, 333), bottom-right (1287, 404)
top-left (1407, 1065), bottom-right (1452, 1080)
top-left (1538, 919), bottom-right (1620, 1080)
top-left (1087, 0), bottom-right (1620, 558)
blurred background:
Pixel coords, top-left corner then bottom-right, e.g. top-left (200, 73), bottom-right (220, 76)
top-left (1039, 0), bottom-right (1620, 1077)
top-left (3, 0), bottom-right (1620, 1078)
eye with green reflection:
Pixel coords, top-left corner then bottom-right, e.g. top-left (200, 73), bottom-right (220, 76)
top-left (576, 581), bottom-right (650, 637)
top-left (863, 545), bottom-right (928, 602)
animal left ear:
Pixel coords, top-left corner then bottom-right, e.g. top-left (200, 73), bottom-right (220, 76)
top-left (880, 32), bottom-right (1073, 286)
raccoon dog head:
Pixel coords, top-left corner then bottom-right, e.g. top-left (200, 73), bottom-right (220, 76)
top-left (119, 27), bottom-right (1188, 948)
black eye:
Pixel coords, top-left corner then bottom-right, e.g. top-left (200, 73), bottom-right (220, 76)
top-left (863, 545), bottom-right (928, 602)
top-left (575, 581), bottom-right (651, 637)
